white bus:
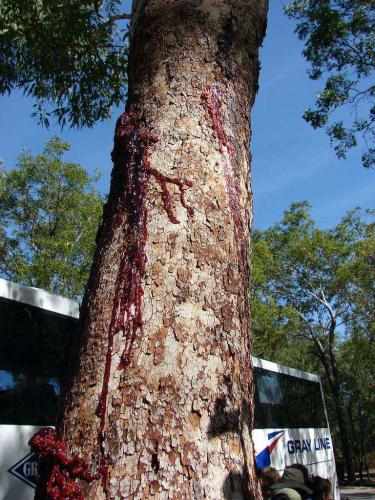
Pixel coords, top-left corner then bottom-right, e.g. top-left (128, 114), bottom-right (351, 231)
top-left (252, 357), bottom-right (340, 499)
top-left (0, 279), bottom-right (339, 499)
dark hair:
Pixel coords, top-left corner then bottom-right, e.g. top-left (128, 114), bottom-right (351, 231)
top-left (261, 467), bottom-right (282, 499)
top-left (311, 476), bottom-right (332, 500)
top-left (261, 467), bottom-right (282, 487)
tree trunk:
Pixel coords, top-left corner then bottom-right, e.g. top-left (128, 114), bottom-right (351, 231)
top-left (329, 347), bottom-right (356, 482)
top-left (347, 401), bottom-right (359, 477)
top-left (327, 375), bottom-right (355, 482)
top-left (33, 1), bottom-right (268, 498)
top-left (314, 338), bottom-right (356, 482)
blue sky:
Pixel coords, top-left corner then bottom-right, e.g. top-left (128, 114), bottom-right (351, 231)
top-left (0, 0), bottom-right (373, 230)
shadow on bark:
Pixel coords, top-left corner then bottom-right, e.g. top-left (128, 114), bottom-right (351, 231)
top-left (207, 396), bottom-right (241, 437)
top-left (207, 396), bottom-right (255, 499)
top-left (222, 467), bottom-right (253, 499)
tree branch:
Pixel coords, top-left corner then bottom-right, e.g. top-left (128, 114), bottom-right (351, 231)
top-left (296, 309), bottom-right (326, 356)
top-left (102, 13), bottom-right (131, 25)
top-left (306, 288), bottom-right (337, 322)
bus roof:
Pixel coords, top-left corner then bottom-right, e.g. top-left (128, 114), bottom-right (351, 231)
top-left (0, 278), bottom-right (79, 319)
top-left (0, 278), bottom-right (319, 383)
top-left (253, 356), bottom-right (320, 384)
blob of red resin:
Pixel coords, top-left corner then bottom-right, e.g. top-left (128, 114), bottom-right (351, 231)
top-left (29, 428), bottom-right (99, 500)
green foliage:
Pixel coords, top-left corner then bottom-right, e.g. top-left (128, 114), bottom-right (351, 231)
top-left (333, 208), bottom-right (375, 339)
top-left (0, 0), bottom-right (129, 127)
top-left (253, 202), bottom-right (374, 342)
top-left (251, 229), bottom-right (313, 369)
top-left (0, 137), bottom-right (104, 299)
top-left (285, 0), bottom-right (375, 167)
top-left (252, 201), bottom-right (375, 463)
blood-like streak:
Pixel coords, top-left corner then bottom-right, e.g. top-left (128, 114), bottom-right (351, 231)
top-left (29, 428), bottom-right (100, 499)
top-left (30, 111), bottom-right (193, 497)
top-left (145, 159), bottom-right (194, 224)
top-left (201, 86), bottom-right (246, 265)
top-left (96, 112), bottom-right (194, 423)
top-left (201, 87), bottom-right (234, 155)
top-left (94, 111), bottom-right (193, 489)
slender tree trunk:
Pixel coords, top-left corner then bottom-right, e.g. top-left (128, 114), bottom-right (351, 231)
top-left (327, 375), bottom-right (355, 482)
top-left (33, 1), bottom-right (268, 498)
top-left (347, 401), bottom-right (359, 477)
top-left (329, 349), bottom-right (356, 482)
top-left (357, 400), bottom-right (368, 482)
top-left (314, 338), bottom-right (355, 482)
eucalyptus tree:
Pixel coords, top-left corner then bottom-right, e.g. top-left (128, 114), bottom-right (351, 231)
top-left (0, 137), bottom-right (103, 300)
top-left (253, 201), bottom-right (374, 480)
top-left (1, 1), bottom-right (269, 497)
top-left (286, 0), bottom-right (375, 168)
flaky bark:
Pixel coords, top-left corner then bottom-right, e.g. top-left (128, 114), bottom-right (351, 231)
top-left (56, 1), bottom-right (268, 498)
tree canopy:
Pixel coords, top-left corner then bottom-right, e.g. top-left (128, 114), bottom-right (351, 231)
top-left (252, 201), bottom-right (374, 370)
top-left (0, 137), bottom-right (104, 299)
top-left (252, 201), bottom-right (375, 474)
top-left (0, 0), bottom-right (130, 127)
top-left (1, 0), bottom-right (373, 170)
top-left (286, 0), bottom-right (375, 168)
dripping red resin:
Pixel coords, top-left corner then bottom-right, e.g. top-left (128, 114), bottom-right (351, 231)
top-left (201, 87), bottom-right (245, 248)
top-left (94, 111), bottom-right (194, 487)
top-left (96, 110), bottom-right (194, 421)
top-left (29, 428), bottom-right (100, 500)
top-left (201, 87), bottom-right (234, 155)
top-left (30, 112), bottom-right (194, 497)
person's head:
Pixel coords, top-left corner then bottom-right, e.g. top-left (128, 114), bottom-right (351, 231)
top-left (271, 488), bottom-right (302, 500)
top-left (287, 464), bottom-right (310, 485)
top-left (260, 467), bottom-right (281, 499)
top-left (311, 476), bottom-right (332, 500)
top-left (271, 467), bottom-right (313, 500)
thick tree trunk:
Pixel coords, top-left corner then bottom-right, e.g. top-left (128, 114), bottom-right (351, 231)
top-left (35, 1), bottom-right (268, 498)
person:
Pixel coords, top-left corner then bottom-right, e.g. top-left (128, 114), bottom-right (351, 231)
top-left (287, 464), bottom-right (311, 486)
top-left (260, 466), bottom-right (281, 499)
top-left (271, 489), bottom-right (303, 500)
top-left (270, 467), bottom-right (313, 500)
top-left (310, 476), bottom-right (332, 500)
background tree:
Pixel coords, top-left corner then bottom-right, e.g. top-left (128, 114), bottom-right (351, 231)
top-left (0, 0), bottom-right (130, 127)
top-left (252, 201), bottom-right (375, 480)
top-left (251, 235), bottom-right (318, 370)
top-left (0, 137), bottom-right (104, 299)
top-left (338, 336), bottom-right (375, 480)
top-left (285, 0), bottom-right (375, 168)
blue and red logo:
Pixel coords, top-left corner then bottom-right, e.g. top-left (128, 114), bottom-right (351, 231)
top-left (256, 430), bottom-right (285, 468)
top-left (8, 452), bottom-right (39, 488)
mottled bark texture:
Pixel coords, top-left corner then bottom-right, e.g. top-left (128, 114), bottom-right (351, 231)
top-left (60, 1), bottom-right (268, 498)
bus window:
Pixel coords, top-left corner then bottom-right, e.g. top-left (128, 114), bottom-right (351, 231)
top-left (0, 297), bottom-right (79, 426)
top-left (254, 367), bottom-right (327, 429)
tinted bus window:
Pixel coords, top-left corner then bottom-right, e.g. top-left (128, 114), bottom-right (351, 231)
top-left (0, 298), bottom-right (79, 425)
top-left (254, 367), bottom-right (327, 429)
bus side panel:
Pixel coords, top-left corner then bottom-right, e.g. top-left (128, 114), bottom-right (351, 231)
top-left (0, 425), bottom-right (40, 500)
top-left (253, 428), bottom-right (340, 500)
